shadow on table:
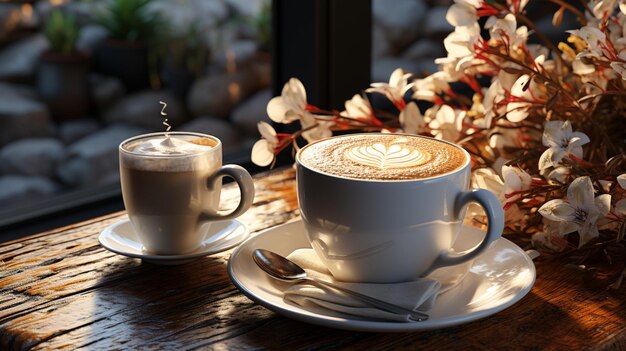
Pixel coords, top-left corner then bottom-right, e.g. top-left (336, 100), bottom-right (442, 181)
top-left (80, 255), bottom-right (271, 349)
top-left (75, 254), bottom-right (597, 350)
top-left (210, 290), bottom-right (593, 350)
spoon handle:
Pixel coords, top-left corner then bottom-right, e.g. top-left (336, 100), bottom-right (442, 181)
top-left (306, 278), bottom-right (429, 322)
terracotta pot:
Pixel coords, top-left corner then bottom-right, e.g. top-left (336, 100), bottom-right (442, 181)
top-left (36, 51), bottom-right (91, 121)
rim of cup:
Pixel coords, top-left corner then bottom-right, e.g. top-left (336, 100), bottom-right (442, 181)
top-left (295, 133), bottom-right (472, 183)
top-left (119, 131), bottom-right (222, 158)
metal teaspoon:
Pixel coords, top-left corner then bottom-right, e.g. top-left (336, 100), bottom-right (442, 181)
top-left (252, 249), bottom-right (429, 322)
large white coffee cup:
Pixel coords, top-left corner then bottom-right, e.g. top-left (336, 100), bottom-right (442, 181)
top-left (296, 133), bottom-right (503, 283)
top-left (119, 132), bottom-right (255, 255)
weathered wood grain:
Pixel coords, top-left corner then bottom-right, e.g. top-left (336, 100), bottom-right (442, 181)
top-left (0, 167), bottom-right (624, 351)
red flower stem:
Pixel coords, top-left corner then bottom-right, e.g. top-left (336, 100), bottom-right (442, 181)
top-left (567, 154), bottom-right (599, 167)
top-left (578, 90), bottom-right (626, 103)
top-left (486, 48), bottom-right (590, 118)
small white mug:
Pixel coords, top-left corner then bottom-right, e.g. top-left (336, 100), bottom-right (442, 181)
top-left (119, 132), bottom-right (255, 255)
top-left (296, 133), bottom-right (504, 283)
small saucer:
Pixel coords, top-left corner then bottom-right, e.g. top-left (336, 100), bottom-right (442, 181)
top-left (99, 218), bottom-right (249, 265)
top-left (228, 220), bottom-right (535, 332)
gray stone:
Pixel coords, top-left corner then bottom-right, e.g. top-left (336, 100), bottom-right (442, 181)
top-left (0, 82), bottom-right (38, 100)
top-left (373, 0), bottom-right (427, 50)
top-left (103, 91), bottom-right (186, 130)
top-left (214, 40), bottom-right (259, 70)
top-left (89, 73), bottom-right (125, 109)
top-left (57, 124), bottom-right (145, 187)
top-left (422, 6), bottom-right (453, 37)
top-left (179, 117), bottom-right (240, 148)
top-left (0, 35), bottom-right (48, 82)
top-left (187, 68), bottom-right (265, 119)
top-left (0, 138), bottom-right (65, 177)
top-left (0, 175), bottom-right (58, 204)
top-left (0, 93), bottom-right (50, 146)
top-left (58, 118), bottom-right (101, 144)
top-left (231, 89), bottom-right (271, 137)
top-left (402, 39), bottom-right (446, 60)
top-left (76, 25), bottom-right (108, 54)
top-left (372, 57), bottom-right (421, 83)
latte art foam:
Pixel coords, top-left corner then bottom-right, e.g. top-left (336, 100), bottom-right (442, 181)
top-left (345, 143), bottom-right (431, 169)
top-left (298, 134), bottom-right (467, 180)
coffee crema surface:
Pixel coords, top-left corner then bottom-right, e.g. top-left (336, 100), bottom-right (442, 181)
top-left (122, 136), bottom-right (218, 172)
top-left (298, 134), bottom-right (467, 180)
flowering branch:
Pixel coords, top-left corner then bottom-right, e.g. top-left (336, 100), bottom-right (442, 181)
top-left (252, 0), bottom-right (626, 283)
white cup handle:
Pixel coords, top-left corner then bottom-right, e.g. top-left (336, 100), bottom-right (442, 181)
top-left (425, 189), bottom-right (504, 275)
top-left (200, 165), bottom-right (255, 221)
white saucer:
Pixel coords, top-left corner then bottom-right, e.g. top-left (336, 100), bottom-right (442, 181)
top-left (99, 218), bottom-right (249, 265)
top-left (228, 220), bottom-right (535, 332)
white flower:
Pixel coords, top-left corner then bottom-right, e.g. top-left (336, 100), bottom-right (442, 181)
top-left (446, 0), bottom-right (482, 27)
top-left (507, 0), bottom-right (529, 12)
top-left (573, 58), bottom-right (596, 75)
top-left (618, 174), bottom-right (626, 188)
top-left (470, 167), bottom-right (504, 217)
top-left (471, 166), bottom-right (528, 228)
top-left (485, 13), bottom-right (517, 43)
top-left (547, 166), bottom-right (571, 184)
top-left (538, 120), bottom-right (590, 170)
top-left (532, 219), bottom-right (569, 253)
top-left (592, 0), bottom-right (618, 19)
top-left (481, 79), bottom-right (505, 126)
top-left (501, 165), bottom-right (532, 203)
top-left (412, 72), bottom-right (451, 102)
top-left (300, 113), bottom-right (332, 143)
top-left (428, 105), bottom-right (464, 141)
top-left (473, 167), bottom-right (504, 195)
top-left (342, 94), bottom-right (374, 120)
top-left (366, 68), bottom-right (413, 110)
top-left (538, 176), bottom-right (611, 247)
top-left (444, 22), bottom-right (481, 61)
top-left (506, 74), bottom-right (543, 122)
top-left (251, 122), bottom-right (278, 166)
top-left (399, 101), bottom-right (426, 134)
top-left (610, 61), bottom-right (626, 79)
top-left (568, 26), bottom-right (608, 58)
top-left (267, 78), bottom-right (310, 123)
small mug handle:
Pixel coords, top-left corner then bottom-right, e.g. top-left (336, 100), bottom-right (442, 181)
top-left (426, 189), bottom-right (504, 274)
top-left (200, 165), bottom-right (255, 221)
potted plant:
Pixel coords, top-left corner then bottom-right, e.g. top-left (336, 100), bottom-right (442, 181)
top-left (36, 10), bottom-right (91, 120)
top-left (94, 0), bottom-right (161, 91)
top-left (160, 23), bottom-right (210, 99)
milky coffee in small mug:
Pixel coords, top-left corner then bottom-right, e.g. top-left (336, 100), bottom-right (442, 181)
top-left (296, 133), bottom-right (504, 283)
top-left (119, 132), bottom-right (255, 255)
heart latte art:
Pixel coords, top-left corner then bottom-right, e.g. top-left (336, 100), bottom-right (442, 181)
top-left (345, 143), bottom-right (431, 169)
top-left (298, 134), bottom-right (467, 181)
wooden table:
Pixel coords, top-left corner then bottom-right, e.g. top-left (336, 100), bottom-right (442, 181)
top-left (1, 167), bottom-right (625, 350)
